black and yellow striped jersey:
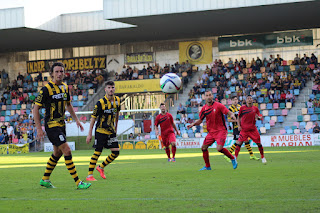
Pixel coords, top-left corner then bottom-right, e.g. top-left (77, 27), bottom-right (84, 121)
top-left (35, 80), bottom-right (70, 128)
top-left (92, 95), bottom-right (121, 135)
top-left (228, 104), bottom-right (241, 129)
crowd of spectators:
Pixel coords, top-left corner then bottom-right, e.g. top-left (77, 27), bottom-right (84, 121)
top-left (179, 54), bottom-right (314, 110)
top-left (0, 68), bottom-right (108, 144)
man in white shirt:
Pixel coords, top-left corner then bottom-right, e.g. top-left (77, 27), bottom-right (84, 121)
top-left (225, 69), bottom-right (231, 80)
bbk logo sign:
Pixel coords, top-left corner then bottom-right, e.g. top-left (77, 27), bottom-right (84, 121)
top-left (230, 39), bottom-right (253, 47)
top-left (277, 35), bottom-right (301, 44)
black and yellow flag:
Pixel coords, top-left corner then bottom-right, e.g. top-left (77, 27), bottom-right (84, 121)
top-left (179, 40), bottom-right (212, 64)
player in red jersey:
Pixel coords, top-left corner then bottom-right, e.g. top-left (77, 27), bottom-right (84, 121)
top-left (187, 91), bottom-right (238, 170)
top-left (236, 95), bottom-right (267, 164)
top-left (155, 103), bottom-right (180, 162)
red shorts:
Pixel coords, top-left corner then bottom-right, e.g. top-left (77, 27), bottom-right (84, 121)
top-left (239, 129), bottom-right (261, 143)
top-left (162, 132), bottom-right (176, 147)
top-left (203, 131), bottom-right (227, 146)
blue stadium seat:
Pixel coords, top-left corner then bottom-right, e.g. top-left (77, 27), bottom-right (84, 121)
top-left (294, 89), bottom-right (300, 96)
top-left (256, 91), bottom-right (261, 97)
top-left (176, 114), bottom-right (181, 120)
top-left (11, 105), bottom-right (17, 110)
top-left (256, 73), bottom-right (262, 79)
top-left (269, 110), bottom-right (275, 116)
top-left (309, 94), bottom-right (315, 99)
top-left (301, 129), bottom-right (306, 134)
top-left (275, 110), bottom-right (281, 116)
top-left (264, 116), bottom-right (270, 123)
top-left (187, 107), bottom-right (192, 114)
top-left (201, 133), bottom-right (208, 137)
top-left (194, 114), bottom-right (199, 120)
top-left (187, 114), bottom-right (194, 119)
top-left (278, 66), bottom-right (284, 71)
top-left (308, 108), bottom-right (314, 114)
top-left (308, 129), bottom-right (313, 134)
top-left (230, 87), bottom-right (236, 92)
top-left (209, 76), bottom-right (214, 82)
top-left (286, 129), bottom-right (293, 134)
top-left (311, 114), bottom-right (317, 121)
top-left (284, 126), bottom-right (290, 130)
top-left (188, 133), bottom-right (195, 138)
top-left (278, 116), bottom-right (284, 123)
top-left (192, 107), bottom-right (198, 113)
top-left (267, 103), bottom-right (273, 110)
top-left (187, 129), bottom-right (193, 134)
top-left (300, 122), bottom-right (306, 128)
top-left (265, 123), bottom-right (270, 130)
top-left (258, 97), bottom-right (264, 104)
top-left (297, 115), bottom-right (303, 122)
top-left (5, 116), bottom-right (10, 122)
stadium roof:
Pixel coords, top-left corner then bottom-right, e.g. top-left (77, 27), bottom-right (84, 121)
top-left (0, 1), bottom-right (320, 53)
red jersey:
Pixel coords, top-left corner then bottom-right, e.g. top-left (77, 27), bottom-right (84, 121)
top-left (239, 105), bottom-right (260, 131)
top-left (199, 102), bottom-right (229, 133)
top-left (155, 113), bottom-right (174, 135)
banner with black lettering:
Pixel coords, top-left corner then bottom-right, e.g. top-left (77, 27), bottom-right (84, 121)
top-left (27, 56), bottom-right (107, 73)
top-left (125, 52), bottom-right (154, 64)
top-left (218, 30), bottom-right (313, 51)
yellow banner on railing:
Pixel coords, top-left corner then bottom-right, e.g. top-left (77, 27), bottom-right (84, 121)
top-left (0, 144), bottom-right (29, 154)
top-left (115, 79), bottom-right (161, 93)
top-left (179, 40), bottom-right (212, 64)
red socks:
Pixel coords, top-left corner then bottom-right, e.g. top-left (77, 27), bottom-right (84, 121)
top-left (172, 146), bottom-right (176, 158)
top-left (258, 145), bottom-right (264, 158)
top-left (220, 148), bottom-right (235, 159)
top-left (235, 145), bottom-right (241, 158)
top-left (165, 148), bottom-right (171, 159)
top-left (202, 149), bottom-right (210, 167)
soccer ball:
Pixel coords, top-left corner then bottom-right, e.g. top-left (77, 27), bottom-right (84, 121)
top-left (160, 73), bottom-right (182, 94)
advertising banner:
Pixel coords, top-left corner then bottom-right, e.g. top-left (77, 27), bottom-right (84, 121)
top-left (218, 30), bottom-right (313, 51)
top-left (44, 142), bottom-right (75, 152)
top-left (115, 79), bottom-right (161, 93)
top-left (27, 56), bottom-right (107, 73)
top-left (179, 40), bottom-right (212, 64)
top-left (125, 52), bottom-right (154, 64)
top-left (0, 144), bottom-right (29, 154)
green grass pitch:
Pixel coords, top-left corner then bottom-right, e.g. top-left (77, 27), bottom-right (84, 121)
top-left (0, 146), bottom-right (319, 213)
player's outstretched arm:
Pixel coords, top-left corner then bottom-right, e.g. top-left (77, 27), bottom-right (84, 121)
top-left (227, 111), bottom-right (236, 121)
top-left (155, 125), bottom-right (159, 136)
top-left (86, 117), bottom-right (96, 144)
top-left (187, 119), bottom-right (203, 129)
top-left (66, 102), bottom-right (84, 131)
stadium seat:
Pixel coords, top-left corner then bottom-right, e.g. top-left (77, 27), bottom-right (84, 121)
top-left (273, 103), bottom-right (279, 109)
top-left (195, 133), bottom-right (201, 138)
top-left (293, 122), bottom-right (299, 127)
top-left (201, 133), bottom-right (208, 137)
top-left (269, 120), bottom-right (275, 126)
top-left (280, 103), bottom-right (286, 109)
top-left (282, 109), bottom-right (288, 116)
top-left (280, 129), bottom-right (286, 135)
top-left (301, 108), bottom-right (308, 115)
top-left (212, 88), bottom-right (217, 93)
top-left (291, 126), bottom-right (297, 130)
top-left (297, 115), bottom-right (303, 122)
top-left (144, 135), bottom-right (150, 139)
top-left (271, 116), bottom-right (277, 122)
top-left (0, 117), bottom-right (4, 122)
top-left (308, 108), bottom-right (314, 114)
top-left (260, 103), bottom-right (266, 110)
top-left (264, 97), bottom-right (269, 104)
top-left (309, 94), bottom-right (315, 99)
top-left (264, 116), bottom-right (271, 123)
top-left (192, 107), bottom-right (198, 113)
top-left (278, 66), bottom-right (284, 71)
top-left (315, 108), bottom-right (320, 114)
top-left (269, 110), bottom-right (275, 116)
top-left (275, 110), bottom-right (281, 116)
top-left (294, 89), bottom-right (300, 96)
top-left (256, 91), bottom-right (261, 97)
top-left (301, 129), bottom-right (306, 134)
top-left (194, 114), bottom-right (199, 120)
top-left (304, 115), bottom-right (311, 122)
top-left (265, 123), bottom-right (270, 130)
top-left (230, 87), bottom-right (235, 92)
top-left (308, 129), bottom-right (313, 134)
top-left (258, 97), bottom-right (264, 104)
top-left (260, 127), bottom-right (266, 134)
top-left (318, 114), bottom-right (320, 120)
top-left (182, 133), bottom-right (188, 138)
top-left (262, 110), bottom-right (268, 116)
top-left (300, 122), bottom-right (306, 128)
top-left (278, 116), bottom-right (284, 123)
top-left (286, 102), bottom-right (292, 109)
top-left (187, 114), bottom-right (194, 119)
top-left (267, 103), bottom-right (272, 110)
top-left (284, 126), bottom-right (290, 130)
top-left (286, 129), bottom-right (293, 134)
top-left (311, 114), bottom-right (317, 121)
top-left (5, 116), bottom-right (10, 122)
top-left (294, 129), bottom-right (301, 134)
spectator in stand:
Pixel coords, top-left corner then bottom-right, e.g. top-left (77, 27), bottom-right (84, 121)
top-left (280, 91), bottom-right (286, 103)
top-left (129, 133), bottom-right (134, 140)
top-left (230, 76), bottom-right (237, 86)
top-left (201, 70), bottom-right (209, 81)
top-left (270, 61), bottom-right (276, 71)
top-left (180, 114), bottom-right (187, 124)
top-left (225, 69), bottom-right (231, 80)
top-left (265, 80), bottom-right (271, 90)
top-left (0, 132), bottom-right (5, 144)
top-left (227, 58), bottom-right (233, 68)
top-left (225, 88), bottom-right (231, 99)
top-left (190, 95), bottom-right (197, 107)
top-left (286, 91), bottom-right (294, 104)
top-left (301, 54), bottom-right (310, 65)
top-left (267, 91), bottom-right (274, 102)
top-left (177, 103), bottom-right (186, 115)
top-left (136, 133), bottom-right (143, 141)
top-left (256, 57), bottom-right (263, 67)
top-left (240, 58), bottom-right (246, 68)
top-left (312, 84), bottom-right (319, 95)
top-left (313, 122), bottom-right (320, 133)
top-left (36, 71), bottom-right (43, 81)
top-left (269, 55), bottom-right (274, 63)
top-left (274, 54), bottom-right (283, 67)
top-left (307, 99), bottom-right (313, 108)
top-left (234, 62), bottom-right (241, 73)
top-left (260, 86), bottom-right (268, 97)
top-left (311, 53), bottom-right (318, 67)
top-left (293, 54), bottom-right (300, 65)
top-left (197, 77), bottom-right (203, 85)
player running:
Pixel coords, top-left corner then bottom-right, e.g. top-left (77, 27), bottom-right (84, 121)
top-left (224, 96), bottom-right (259, 162)
top-left (236, 95), bottom-right (267, 164)
top-left (187, 91), bottom-right (238, 170)
top-left (155, 103), bottom-right (180, 162)
top-left (86, 81), bottom-right (121, 181)
top-left (34, 62), bottom-right (91, 189)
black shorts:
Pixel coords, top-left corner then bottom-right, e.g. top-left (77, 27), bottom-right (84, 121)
top-left (233, 128), bottom-right (240, 141)
top-left (94, 132), bottom-right (119, 150)
top-left (46, 126), bottom-right (67, 147)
